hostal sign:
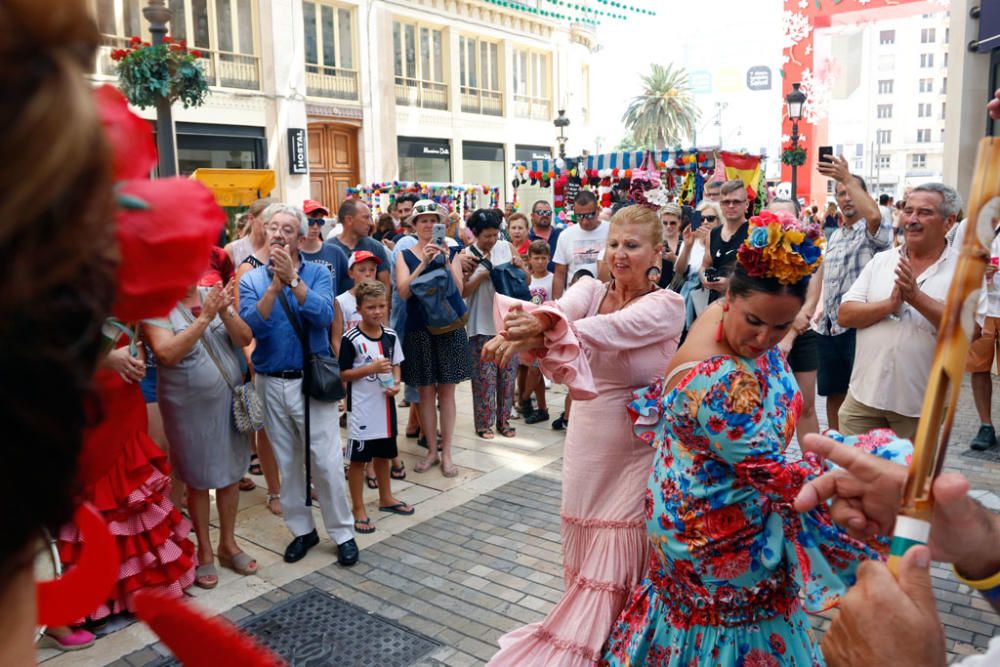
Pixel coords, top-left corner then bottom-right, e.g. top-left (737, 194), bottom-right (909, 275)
top-left (288, 128), bottom-right (308, 174)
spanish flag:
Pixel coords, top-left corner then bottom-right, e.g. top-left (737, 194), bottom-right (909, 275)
top-left (719, 151), bottom-right (763, 202)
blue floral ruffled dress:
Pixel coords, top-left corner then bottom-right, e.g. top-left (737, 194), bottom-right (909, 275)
top-left (602, 349), bottom-right (911, 667)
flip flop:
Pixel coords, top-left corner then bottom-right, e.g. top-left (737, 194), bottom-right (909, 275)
top-left (390, 462), bottom-right (406, 480)
top-left (378, 503), bottom-right (415, 515)
top-left (238, 476), bottom-right (256, 492)
top-left (365, 474), bottom-right (379, 489)
top-left (354, 517), bottom-right (376, 533)
top-left (413, 457), bottom-right (440, 473)
top-left (248, 454), bottom-right (262, 476)
top-left (218, 550), bottom-right (257, 576)
top-left (195, 563), bottom-right (219, 589)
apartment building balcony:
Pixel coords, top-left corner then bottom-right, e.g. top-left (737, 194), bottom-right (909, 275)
top-left (95, 35), bottom-right (261, 91)
top-left (395, 77), bottom-right (449, 111)
top-left (460, 86), bottom-right (503, 116)
top-left (514, 94), bottom-right (550, 121)
top-left (306, 65), bottom-right (360, 101)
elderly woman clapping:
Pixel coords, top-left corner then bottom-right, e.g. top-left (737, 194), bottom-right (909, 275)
top-left (142, 257), bottom-right (258, 589)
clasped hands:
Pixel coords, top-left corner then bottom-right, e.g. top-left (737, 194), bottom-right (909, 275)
top-left (481, 306), bottom-right (552, 367)
top-left (268, 246), bottom-right (298, 288)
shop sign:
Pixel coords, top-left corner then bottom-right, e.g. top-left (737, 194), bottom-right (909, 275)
top-left (287, 128), bottom-right (308, 174)
top-left (746, 66), bottom-right (772, 91)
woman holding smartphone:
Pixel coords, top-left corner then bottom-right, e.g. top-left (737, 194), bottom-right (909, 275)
top-left (395, 200), bottom-right (470, 477)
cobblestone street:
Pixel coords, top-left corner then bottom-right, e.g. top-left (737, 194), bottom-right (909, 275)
top-left (42, 377), bottom-right (1000, 666)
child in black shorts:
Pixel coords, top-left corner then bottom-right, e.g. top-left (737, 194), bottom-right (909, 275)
top-left (339, 281), bottom-right (415, 534)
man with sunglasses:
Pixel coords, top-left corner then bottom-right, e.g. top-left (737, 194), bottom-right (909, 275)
top-left (301, 199), bottom-right (349, 296)
top-left (700, 179), bottom-right (750, 303)
top-left (552, 190), bottom-right (607, 298)
top-left (528, 200), bottom-right (561, 273)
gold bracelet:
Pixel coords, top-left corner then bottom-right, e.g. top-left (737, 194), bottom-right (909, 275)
top-left (953, 564), bottom-right (1000, 591)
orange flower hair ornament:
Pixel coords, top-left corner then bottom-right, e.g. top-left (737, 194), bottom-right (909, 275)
top-left (736, 210), bottom-right (824, 285)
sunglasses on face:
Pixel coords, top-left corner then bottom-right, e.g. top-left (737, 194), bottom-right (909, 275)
top-left (663, 220), bottom-right (678, 226)
top-left (534, 210), bottom-right (552, 217)
top-left (307, 218), bottom-right (324, 226)
top-left (702, 215), bottom-right (719, 222)
top-left (576, 212), bottom-right (597, 220)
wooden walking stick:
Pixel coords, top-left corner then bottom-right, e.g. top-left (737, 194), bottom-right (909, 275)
top-left (888, 137), bottom-right (1000, 574)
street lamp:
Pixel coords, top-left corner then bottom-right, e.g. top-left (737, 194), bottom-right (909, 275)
top-left (143, 0), bottom-right (177, 177)
top-left (786, 82), bottom-right (806, 203)
top-left (554, 109), bottom-right (570, 160)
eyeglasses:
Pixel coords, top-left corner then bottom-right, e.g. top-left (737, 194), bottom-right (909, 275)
top-left (307, 218), bottom-right (324, 226)
top-left (413, 202), bottom-right (439, 215)
top-left (702, 215), bottom-right (719, 222)
top-left (720, 199), bottom-right (747, 207)
top-left (576, 212), bottom-right (597, 220)
top-left (534, 210), bottom-right (552, 217)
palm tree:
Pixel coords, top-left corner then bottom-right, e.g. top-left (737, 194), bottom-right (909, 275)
top-left (621, 64), bottom-right (701, 150)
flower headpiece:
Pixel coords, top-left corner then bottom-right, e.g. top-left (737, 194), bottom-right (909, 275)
top-left (736, 210), bottom-right (824, 285)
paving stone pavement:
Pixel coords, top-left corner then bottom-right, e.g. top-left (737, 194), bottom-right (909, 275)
top-left (45, 376), bottom-right (1000, 666)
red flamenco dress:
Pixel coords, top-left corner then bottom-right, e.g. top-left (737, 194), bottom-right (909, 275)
top-left (57, 366), bottom-right (195, 622)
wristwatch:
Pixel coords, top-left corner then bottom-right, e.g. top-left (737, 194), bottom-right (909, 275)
top-left (288, 274), bottom-right (300, 288)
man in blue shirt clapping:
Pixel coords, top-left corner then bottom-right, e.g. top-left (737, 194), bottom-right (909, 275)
top-left (240, 203), bottom-right (358, 566)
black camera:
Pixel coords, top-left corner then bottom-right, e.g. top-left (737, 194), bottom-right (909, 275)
top-left (704, 267), bottom-right (720, 283)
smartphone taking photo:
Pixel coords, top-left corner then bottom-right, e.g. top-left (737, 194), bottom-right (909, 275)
top-left (431, 223), bottom-right (446, 247)
top-left (818, 146), bottom-right (834, 163)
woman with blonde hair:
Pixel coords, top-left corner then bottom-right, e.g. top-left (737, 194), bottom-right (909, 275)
top-left (483, 205), bottom-right (685, 665)
top-left (675, 199), bottom-right (722, 329)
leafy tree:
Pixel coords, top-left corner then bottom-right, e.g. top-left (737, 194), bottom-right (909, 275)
top-left (621, 64), bottom-right (700, 150)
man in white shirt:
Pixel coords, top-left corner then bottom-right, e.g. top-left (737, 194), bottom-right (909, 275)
top-left (837, 182), bottom-right (961, 439)
top-left (552, 190), bottom-right (608, 298)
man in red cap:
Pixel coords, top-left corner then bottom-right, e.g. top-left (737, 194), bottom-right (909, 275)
top-left (303, 199), bottom-right (330, 219)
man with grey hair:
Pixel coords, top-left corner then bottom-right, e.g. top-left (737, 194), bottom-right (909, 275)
top-left (837, 182), bottom-right (961, 439)
top-left (703, 179), bottom-right (724, 202)
top-left (239, 203), bottom-right (358, 566)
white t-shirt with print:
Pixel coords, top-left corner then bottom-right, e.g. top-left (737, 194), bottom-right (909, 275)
top-left (553, 221), bottom-right (609, 280)
top-left (336, 291), bottom-right (362, 332)
top-left (529, 272), bottom-right (554, 305)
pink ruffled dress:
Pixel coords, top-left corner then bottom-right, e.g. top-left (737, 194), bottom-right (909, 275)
top-left (488, 278), bottom-right (685, 666)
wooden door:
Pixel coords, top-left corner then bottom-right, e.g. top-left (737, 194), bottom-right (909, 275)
top-left (306, 122), bottom-right (359, 215)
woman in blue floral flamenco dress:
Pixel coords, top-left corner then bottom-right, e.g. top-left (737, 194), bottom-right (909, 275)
top-left (602, 210), bottom-right (912, 666)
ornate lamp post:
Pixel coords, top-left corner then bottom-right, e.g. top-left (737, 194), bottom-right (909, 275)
top-left (785, 82), bottom-right (806, 203)
top-left (143, 0), bottom-right (177, 177)
top-left (554, 109), bottom-right (570, 160)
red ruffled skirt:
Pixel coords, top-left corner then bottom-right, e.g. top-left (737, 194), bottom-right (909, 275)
top-left (58, 370), bottom-right (195, 622)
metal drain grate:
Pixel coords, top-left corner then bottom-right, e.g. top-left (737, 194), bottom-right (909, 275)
top-left (147, 589), bottom-right (440, 666)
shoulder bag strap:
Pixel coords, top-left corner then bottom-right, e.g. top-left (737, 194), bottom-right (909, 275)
top-left (276, 289), bottom-right (315, 508)
top-left (178, 307), bottom-right (237, 391)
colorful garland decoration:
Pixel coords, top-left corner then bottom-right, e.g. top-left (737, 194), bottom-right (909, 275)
top-left (345, 181), bottom-right (500, 217)
top-left (482, 0), bottom-right (602, 24)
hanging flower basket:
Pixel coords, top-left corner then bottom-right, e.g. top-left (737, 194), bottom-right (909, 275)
top-left (110, 35), bottom-right (209, 110)
top-left (780, 142), bottom-right (807, 167)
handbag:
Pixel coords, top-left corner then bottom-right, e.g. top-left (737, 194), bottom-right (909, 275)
top-left (468, 244), bottom-right (532, 301)
top-left (179, 307), bottom-right (264, 434)
top-left (409, 255), bottom-right (470, 334)
top-left (277, 291), bottom-right (345, 402)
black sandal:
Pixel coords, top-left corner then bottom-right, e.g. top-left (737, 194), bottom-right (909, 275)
top-left (365, 474), bottom-right (378, 489)
top-left (498, 426), bottom-right (516, 438)
top-left (391, 462), bottom-right (406, 480)
top-left (354, 518), bottom-right (375, 534)
top-left (248, 454), bottom-right (262, 476)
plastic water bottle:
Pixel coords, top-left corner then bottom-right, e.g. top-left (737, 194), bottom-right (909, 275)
top-left (373, 353), bottom-right (395, 390)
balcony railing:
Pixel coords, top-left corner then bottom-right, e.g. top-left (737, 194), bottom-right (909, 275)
top-left (460, 86), bottom-right (503, 116)
top-left (306, 65), bottom-right (359, 101)
top-left (94, 34), bottom-right (260, 91)
top-left (514, 94), bottom-right (551, 121)
top-left (395, 77), bottom-right (448, 111)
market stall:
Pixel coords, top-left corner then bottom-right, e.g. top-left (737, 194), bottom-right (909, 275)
top-left (510, 149), bottom-right (768, 223)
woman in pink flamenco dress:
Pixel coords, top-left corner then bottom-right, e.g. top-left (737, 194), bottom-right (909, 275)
top-left (483, 205), bottom-right (684, 666)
